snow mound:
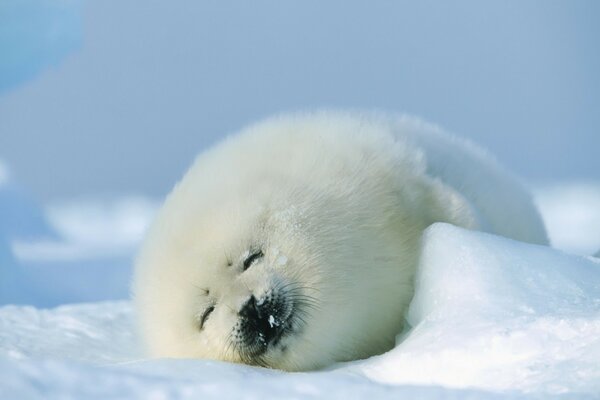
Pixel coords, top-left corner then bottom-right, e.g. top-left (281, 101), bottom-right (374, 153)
top-left (1, 224), bottom-right (599, 398)
top-left (357, 223), bottom-right (600, 395)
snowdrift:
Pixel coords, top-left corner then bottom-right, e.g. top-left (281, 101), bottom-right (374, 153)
top-left (355, 224), bottom-right (600, 394)
top-left (1, 223), bottom-right (598, 399)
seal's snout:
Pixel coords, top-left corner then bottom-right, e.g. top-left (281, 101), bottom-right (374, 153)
top-left (239, 294), bottom-right (286, 349)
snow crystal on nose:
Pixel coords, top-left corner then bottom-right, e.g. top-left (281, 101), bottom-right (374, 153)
top-left (268, 314), bottom-right (280, 328)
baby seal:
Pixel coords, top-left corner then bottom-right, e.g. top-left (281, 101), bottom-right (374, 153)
top-left (133, 111), bottom-right (547, 371)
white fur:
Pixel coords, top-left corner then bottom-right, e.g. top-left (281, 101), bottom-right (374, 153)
top-left (132, 111), bottom-right (547, 371)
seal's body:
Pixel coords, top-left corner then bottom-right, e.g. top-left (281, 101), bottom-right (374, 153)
top-left (133, 111), bottom-right (547, 371)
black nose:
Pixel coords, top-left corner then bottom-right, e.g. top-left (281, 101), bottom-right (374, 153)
top-left (239, 295), bottom-right (284, 348)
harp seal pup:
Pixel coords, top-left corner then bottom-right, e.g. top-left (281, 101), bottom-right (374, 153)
top-left (133, 111), bottom-right (548, 371)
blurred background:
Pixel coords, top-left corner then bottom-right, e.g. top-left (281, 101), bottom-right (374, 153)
top-left (0, 0), bottom-right (599, 306)
top-left (1, 0), bottom-right (599, 200)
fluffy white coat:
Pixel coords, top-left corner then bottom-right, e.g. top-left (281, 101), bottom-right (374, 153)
top-left (133, 111), bottom-right (547, 371)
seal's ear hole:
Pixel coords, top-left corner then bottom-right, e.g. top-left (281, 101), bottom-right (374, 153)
top-left (243, 250), bottom-right (264, 271)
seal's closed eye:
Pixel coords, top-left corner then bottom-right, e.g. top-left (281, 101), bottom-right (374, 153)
top-left (199, 305), bottom-right (214, 330)
top-left (243, 250), bottom-right (264, 271)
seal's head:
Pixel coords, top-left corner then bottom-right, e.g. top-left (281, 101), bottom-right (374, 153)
top-left (133, 112), bottom-right (471, 370)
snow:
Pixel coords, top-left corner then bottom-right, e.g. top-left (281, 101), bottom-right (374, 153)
top-left (353, 224), bottom-right (600, 395)
top-left (1, 2), bottom-right (597, 394)
top-left (0, 302), bottom-right (137, 364)
top-left (268, 314), bottom-right (281, 329)
top-left (1, 173), bottom-right (599, 398)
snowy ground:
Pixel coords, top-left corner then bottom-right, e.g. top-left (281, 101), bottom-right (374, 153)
top-left (1, 164), bottom-right (599, 399)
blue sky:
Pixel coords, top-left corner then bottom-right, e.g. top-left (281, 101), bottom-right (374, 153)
top-left (0, 0), bottom-right (598, 200)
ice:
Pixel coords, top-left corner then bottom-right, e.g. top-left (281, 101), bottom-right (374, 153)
top-left (1, 173), bottom-right (600, 397)
top-left (0, 301), bottom-right (137, 364)
top-left (0, 356), bottom-right (544, 400)
top-left (0, 0), bottom-right (597, 394)
top-left (2, 222), bottom-right (600, 398)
